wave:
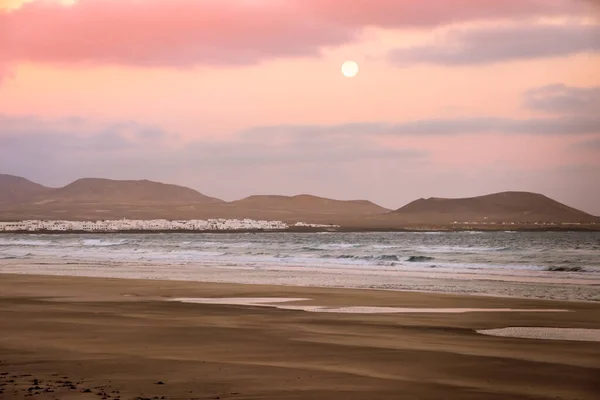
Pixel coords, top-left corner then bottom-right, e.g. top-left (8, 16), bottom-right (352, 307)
top-left (318, 254), bottom-right (402, 262)
top-left (180, 241), bottom-right (254, 248)
top-left (81, 239), bottom-right (128, 247)
top-left (415, 245), bottom-right (509, 253)
top-left (303, 243), bottom-right (361, 251)
top-left (0, 239), bottom-right (54, 246)
top-left (302, 246), bottom-right (324, 252)
top-left (407, 256), bottom-right (435, 262)
top-left (1, 232), bottom-right (596, 278)
top-left (545, 266), bottom-right (586, 272)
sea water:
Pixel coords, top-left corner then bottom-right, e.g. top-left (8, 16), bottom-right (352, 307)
top-left (1, 231), bottom-right (599, 301)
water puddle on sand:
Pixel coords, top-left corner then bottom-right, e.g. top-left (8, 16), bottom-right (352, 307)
top-left (477, 327), bottom-right (600, 342)
top-left (170, 297), bottom-right (569, 314)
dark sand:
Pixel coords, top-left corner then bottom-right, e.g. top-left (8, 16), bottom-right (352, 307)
top-left (0, 274), bottom-right (599, 399)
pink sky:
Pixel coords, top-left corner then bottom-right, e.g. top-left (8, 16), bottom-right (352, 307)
top-left (1, 0), bottom-right (599, 214)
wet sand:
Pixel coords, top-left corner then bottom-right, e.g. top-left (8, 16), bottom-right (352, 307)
top-left (0, 273), bottom-right (599, 399)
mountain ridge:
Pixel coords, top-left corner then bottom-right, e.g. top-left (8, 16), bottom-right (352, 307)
top-left (49, 177), bottom-right (224, 205)
top-left (0, 174), bottom-right (597, 225)
top-left (230, 194), bottom-right (389, 215)
top-left (0, 174), bottom-right (52, 206)
top-left (391, 191), bottom-right (594, 223)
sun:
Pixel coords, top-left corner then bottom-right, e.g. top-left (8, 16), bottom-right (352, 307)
top-left (341, 61), bottom-right (359, 78)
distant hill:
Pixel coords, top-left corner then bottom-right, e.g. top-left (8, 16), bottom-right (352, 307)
top-left (0, 174), bottom-right (51, 206)
top-left (0, 176), bottom-right (225, 221)
top-left (0, 176), bottom-right (390, 222)
top-left (44, 178), bottom-right (224, 205)
top-left (228, 194), bottom-right (390, 217)
top-left (391, 191), bottom-right (596, 223)
top-left (0, 176), bottom-right (596, 226)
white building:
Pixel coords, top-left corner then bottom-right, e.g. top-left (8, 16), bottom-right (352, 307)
top-left (0, 218), bottom-right (291, 232)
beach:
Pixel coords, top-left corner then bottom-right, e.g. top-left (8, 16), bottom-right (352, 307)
top-left (1, 273), bottom-right (599, 400)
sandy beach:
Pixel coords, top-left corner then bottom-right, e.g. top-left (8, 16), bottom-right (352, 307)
top-left (1, 273), bottom-right (599, 400)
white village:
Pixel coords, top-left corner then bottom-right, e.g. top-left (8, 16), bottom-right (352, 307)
top-left (0, 219), bottom-right (339, 232)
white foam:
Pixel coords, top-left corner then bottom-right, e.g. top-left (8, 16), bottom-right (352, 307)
top-left (82, 239), bottom-right (128, 247)
top-left (0, 239), bottom-right (54, 246)
top-left (477, 327), bottom-right (600, 342)
top-left (170, 298), bottom-right (569, 314)
top-left (415, 245), bottom-right (507, 253)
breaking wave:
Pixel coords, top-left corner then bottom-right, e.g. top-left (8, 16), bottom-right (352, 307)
top-left (545, 266), bottom-right (586, 272)
top-left (81, 239), bottom-right (129, 247)
top-left (319, 254), bottom-right (401, 262)
top-left (1, 231), bottom-right (598, 280)
top-left (0, 239), bottom-right (54, 246)
top-left (407, 256), bottom-right (435, 262)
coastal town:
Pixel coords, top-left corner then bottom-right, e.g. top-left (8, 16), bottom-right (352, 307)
top-left (0, 219), bottom-right (339, 232)
top-left (0, 218), bottom-right (594, 233)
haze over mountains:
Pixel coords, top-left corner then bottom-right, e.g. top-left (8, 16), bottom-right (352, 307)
top-left (0, 174), bottom-right (597, 227)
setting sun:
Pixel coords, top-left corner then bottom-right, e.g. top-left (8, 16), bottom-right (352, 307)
top-left (341, 60), bottom-right (359, 77)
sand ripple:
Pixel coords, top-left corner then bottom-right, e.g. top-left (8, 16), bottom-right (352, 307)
top-left (477, 327), bottom-right (600, 342)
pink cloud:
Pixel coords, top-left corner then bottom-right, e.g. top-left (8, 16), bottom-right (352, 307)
top-left (0, 0), bottom-right (583, 67)
top-left (308, 0), bottom-right (579, 28)
top-left (0, 0), bottom-right (353, 67)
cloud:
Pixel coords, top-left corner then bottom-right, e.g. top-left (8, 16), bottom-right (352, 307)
top-left (0, 0), bottom-right (585, 67)
top-left (0, 115), bottom-right (426, 182)
top-left (0, 115), bottom-right (169, 149)
top-left (388, 23), bottom-right (600, 66)
top-left (0, 0), bottom-right (354, 67)
top-left (572, 137), bottom-right (600, 150)
top-left (305, 0), bottom-right (580, 28)
top-left (242, 84), bottom-right (600, 137)
top-left (246, 116), bottom-right (600, 137)
top-left (524, 84), bottom-right (600, 115)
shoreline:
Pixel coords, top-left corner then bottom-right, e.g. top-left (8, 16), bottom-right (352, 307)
top-left (2, 226), bottom-right (599, 234)
top-left (2, 271), bottom-right (596, 307)
top-left (2, 258), bottom-right (599, 303)
top-left (0, 274), bottom-right (599, 400)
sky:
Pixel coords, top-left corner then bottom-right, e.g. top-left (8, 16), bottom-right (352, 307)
top-left (1, 0), bottom-right (599, 214)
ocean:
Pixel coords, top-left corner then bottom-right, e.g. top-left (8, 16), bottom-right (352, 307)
top-left (1, 231), bottom-right (599, 301)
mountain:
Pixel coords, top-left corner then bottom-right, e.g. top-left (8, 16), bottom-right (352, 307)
top-left (44, 178), bottom-right (224, 205)
top-left (0, 176), bottom-right (390, 222)
top-left (205, 194), bottom-right (391, 224)
top-left (228, 194), bottom-right (389, 217)
top-left (0, 174), bottom-right (51, 206)
top-left (0, 176), bottom-right (596, 226)
top-left (391, 191), bottom-right (596, 223)
top-left (0, 177), bottom-right (225, 221)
